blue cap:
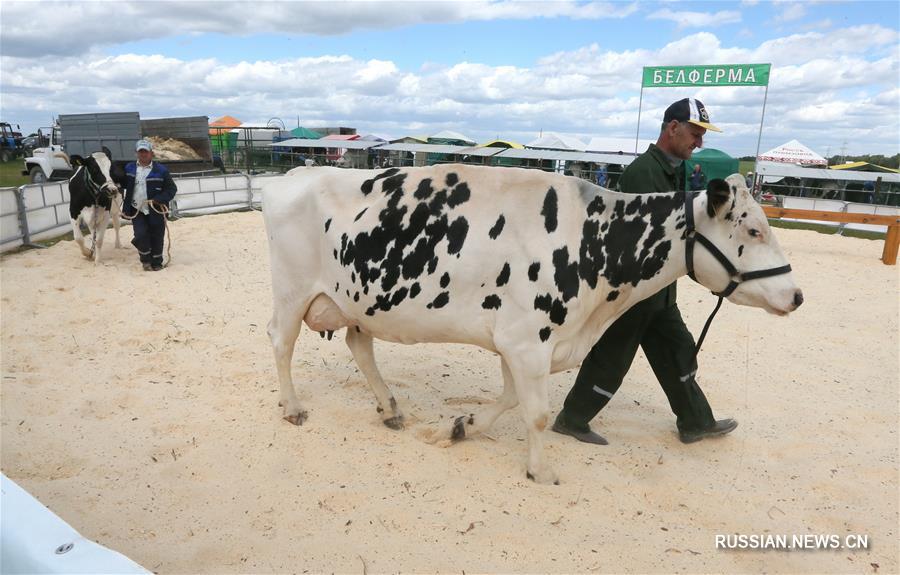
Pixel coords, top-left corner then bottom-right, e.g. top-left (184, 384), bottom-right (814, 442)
top-left (135, 139), bottom-right (153, 152)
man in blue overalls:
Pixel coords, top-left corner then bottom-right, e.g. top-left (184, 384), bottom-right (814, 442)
top-left (123, 139), bottom-right (177, 271)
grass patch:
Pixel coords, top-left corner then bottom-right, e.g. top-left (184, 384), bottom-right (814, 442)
top-left (768, 218), bottom-right (885, 240)
top-left (0, 158), bottom-right (29, 187)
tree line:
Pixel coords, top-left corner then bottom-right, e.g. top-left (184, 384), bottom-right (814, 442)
top-left (739, 154), bottom-right (899, 169)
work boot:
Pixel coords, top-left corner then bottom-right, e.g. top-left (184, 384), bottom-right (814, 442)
top-left (679, 418), bottom-right (738, 444)
top-left (551, 411), bottom-right (608, 445)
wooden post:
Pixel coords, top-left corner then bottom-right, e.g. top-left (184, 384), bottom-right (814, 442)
top-left (762, 206), bottom-right (900, 266)
top-left (883, 224), bottom-right (900, 265)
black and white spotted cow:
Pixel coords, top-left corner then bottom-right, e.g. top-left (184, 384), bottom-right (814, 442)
top-left (262, 165), bottom-right (802, 484)
top-left (68, 150), bottom-right (125, 264)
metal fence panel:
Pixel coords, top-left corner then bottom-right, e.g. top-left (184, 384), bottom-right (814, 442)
top-left (781, 197), bottom-right (845, 227)
top-left (843, 204), bottom-right (899, 233)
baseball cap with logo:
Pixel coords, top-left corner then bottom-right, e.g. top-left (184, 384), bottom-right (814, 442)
top-left (663, 98), bottom-right (722, 132)
top-left (135, 139), bottom-right (153, 152)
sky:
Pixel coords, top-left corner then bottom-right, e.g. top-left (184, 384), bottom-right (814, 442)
top-left (1, 0), bottom-right (898, 157)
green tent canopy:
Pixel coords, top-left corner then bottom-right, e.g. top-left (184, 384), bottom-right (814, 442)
top-left (685, 148), bottom-right (739, 190)
top-left (291, 126), bottom-right (322, 139)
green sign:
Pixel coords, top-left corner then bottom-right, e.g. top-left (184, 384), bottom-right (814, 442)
top-left (642, 64), bottom-right (770, 88)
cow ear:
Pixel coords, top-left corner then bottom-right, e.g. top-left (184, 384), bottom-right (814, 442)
top-left (70, 155), bottom-right (85, 167)
top-left (101, 146), bottom-right (112, 161)
top-left (706, 178), bottom-right (732, 218)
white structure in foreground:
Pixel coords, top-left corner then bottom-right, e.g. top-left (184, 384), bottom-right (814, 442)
top-left (1, 473), bottom-right (149, 574)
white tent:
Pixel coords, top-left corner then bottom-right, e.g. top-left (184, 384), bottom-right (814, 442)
top-left (757, 139), bottom-right (827, 166)
top-left (526, 132), bottom-right (586, 151)
top-left (429, 130), bottom-right (476, 145)
top-left (586, 136), bottom-right (653, 155)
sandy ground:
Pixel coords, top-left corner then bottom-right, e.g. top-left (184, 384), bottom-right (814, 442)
top-left (1, 210), bottom-right (897, 574)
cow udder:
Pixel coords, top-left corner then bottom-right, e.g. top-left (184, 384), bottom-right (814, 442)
top-left (304, 293), bottom-right (356, 332)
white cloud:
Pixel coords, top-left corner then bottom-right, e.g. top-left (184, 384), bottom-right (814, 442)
top-left (647, 8), bottom-right (742, 29)
top-left (775, 2), bottom-right (807, 23)
top-left (1, 17), bottom-right (897, 156)
top-left (0, 0), bottom-right (640, 57)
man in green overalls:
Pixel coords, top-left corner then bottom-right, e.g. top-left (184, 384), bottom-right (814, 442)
top-left (553, 98), bottom-right (738, 445)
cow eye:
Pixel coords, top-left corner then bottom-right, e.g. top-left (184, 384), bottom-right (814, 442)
top-left (748, 229), bottom-right (760, 238)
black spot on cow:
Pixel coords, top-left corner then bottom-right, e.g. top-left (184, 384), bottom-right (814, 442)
top-left (414, 178), bottom-right (434, 200)
top-left (354, 207), bottom-right (368, 222)
top-left (488, 214), bottom-right (505, 239)
top-left (586, 195), bottom-right (606, 216)
top-left (596, 193), bottom-right (681, 289)
top-left (346, 289), bottom-right (350, 297)
top-left (534, 293), bottom-right (552, 313)
top-left (528, 261), bottom-right (540, 281)
top-left (724, 210), bottom-right (734, 221)
top-left (427, 291), bottom-right (449, 309)
top-left (427, 189), bottom-right (448, 217)
top-left (365, 307), bottom-right (375, 316)
top-left (606, 290), bottom-right (619, 301)
top-left (333, 249), bottom-right (338, 260)
top-left (353, 292), bottom-right (360, 302)
top-left (446, 172), bottom-right (459, 187)
top-left (440, 272), bottom-right (450, 288)
top-left (533, 292), bottom-right (567, 325)
top-left (552, 246), bottom-right (580, 302)
top-left (447, 182), bottom-right (470, 208)
top-left (324, 218), bottom-right (332, 232)
top-left (351, 272), bottom-right (356, 283)
top-left (578, 220), bottom-right (605, 289)
top-left (390, 286), bottom-right (409, 307)
top-left (625, 196), bottom-right (642, 216)
top-left (409, 282), bottom-right (421, 299)
top-left (496, 263), bottom-right (510, 287)
top-left (482, 295), bottom-right (502, 309)
top-left (541, 187), bottom-right (558, 233)
top-left (539, 327), bottom-right (551, 342)
top-left (335, 282), bottom-right (340, 292)
top-left (446, 217), bottom-right (469, 255)
top-left (360, 168), bottom-right (401, 195)
top-left (738, 245), bottom-right (744, 257)
top-left (428, 257), bottom-right (439, 274)
top-left (549, 299), bottom-right (567, 325)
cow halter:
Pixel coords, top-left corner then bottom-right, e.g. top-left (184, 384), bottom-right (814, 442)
top-left (81, 165), bottom-right (118, 201)
top-left (683, 189), bottom-right (793, 357)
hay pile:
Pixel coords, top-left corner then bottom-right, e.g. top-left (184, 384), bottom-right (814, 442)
top-left (146, 136), bottom-right (201, 161)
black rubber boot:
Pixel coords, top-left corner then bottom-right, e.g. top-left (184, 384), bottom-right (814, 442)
top-left (551, 411), bottom-right (608, 445)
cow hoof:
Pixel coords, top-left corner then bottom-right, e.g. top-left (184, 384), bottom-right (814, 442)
top-left (450, 414), bottom-right (475, 442)
top-left (283, 411), bottom-right (308, 426)
top-left (383, 415), bottom-right (404, 430)
top-left (451, 416), bottom-right (467, 442)
top-left (526, 469), bottom-right (560, 485)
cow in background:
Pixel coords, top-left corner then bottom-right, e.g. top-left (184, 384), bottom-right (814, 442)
top-left (68, 149), bottom-right (125, 264)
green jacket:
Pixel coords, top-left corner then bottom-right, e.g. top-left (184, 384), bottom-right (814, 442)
top-left (617, 143), bottom-right (684, 307)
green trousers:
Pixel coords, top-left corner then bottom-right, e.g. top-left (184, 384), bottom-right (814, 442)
top-left (561, 287), bottom-right (716, 433)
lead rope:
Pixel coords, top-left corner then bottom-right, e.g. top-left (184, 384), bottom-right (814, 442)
top-left (693, 295), bottom-right (724, 361)
top-left (120, 200), bottom-right (173, 267)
